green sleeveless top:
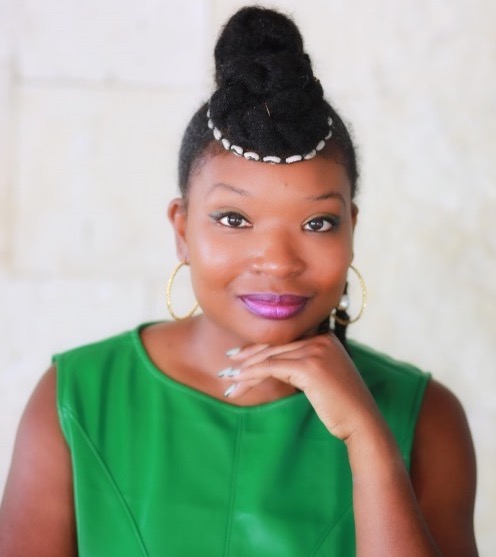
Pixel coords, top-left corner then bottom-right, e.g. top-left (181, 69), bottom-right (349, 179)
top-left (54, 324), bottom-right (430, 557)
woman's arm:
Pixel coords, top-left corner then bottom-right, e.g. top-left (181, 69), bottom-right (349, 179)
top-left (223, 336), bottom-right (478, 556)
top-left (410, 379), bottom-right (478, 556)
top-left (0, 366), bottom-right (77, 557)
top-left (345, 379), bottom-right (478, 556)
top-left (345, 414), bottom-right (440, 556)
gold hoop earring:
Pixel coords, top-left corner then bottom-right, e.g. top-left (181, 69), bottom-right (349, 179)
top-left (166, 262), bottom-right (199, 321)
top-left (332, 264), bottom-right (367, 325)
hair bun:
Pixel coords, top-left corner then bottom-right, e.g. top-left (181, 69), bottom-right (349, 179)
top-left (214, 7), bottom-right (305, 81)
top-left (207, 6), bottom-right (333, 162)
top-left (179, 6), bottom-right (358, 206)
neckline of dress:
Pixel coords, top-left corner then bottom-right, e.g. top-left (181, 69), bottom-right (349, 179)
top-left (131, 322), bottom-right (308, 414)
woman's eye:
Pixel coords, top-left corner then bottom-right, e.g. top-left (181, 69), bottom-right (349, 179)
top-left (303, 217), bottom-right (337, 232)
top-left (216, 212), bottom-right (251, 228)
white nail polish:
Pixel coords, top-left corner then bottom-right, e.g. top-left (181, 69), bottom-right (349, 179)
top-left (226, 347), bottom-right (241, 357)
top-left (224, 384), bottom-right (237, 397)
top-left (218, 368), bottom-right (241, 378)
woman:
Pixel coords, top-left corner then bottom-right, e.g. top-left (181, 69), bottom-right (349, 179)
top-left (0, 7), bottom-right (477, 556)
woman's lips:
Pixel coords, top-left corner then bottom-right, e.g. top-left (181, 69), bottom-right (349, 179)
top-left (239, 293), bottom-right (309, 320)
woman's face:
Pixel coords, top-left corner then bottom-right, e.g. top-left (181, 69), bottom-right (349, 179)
top-left (169, 152), bottom-right (357, 346)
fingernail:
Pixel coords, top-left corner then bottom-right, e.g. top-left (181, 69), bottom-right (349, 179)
top-left (224, 384), bottom-right (237, 397)
top-left (226, 347), bottom-right (241, 357)
top-left (218, 367), bottom-right (241, 378)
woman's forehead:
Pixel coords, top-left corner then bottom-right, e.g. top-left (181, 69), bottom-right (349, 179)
top-left (188, 151), bottom-right (352, 202)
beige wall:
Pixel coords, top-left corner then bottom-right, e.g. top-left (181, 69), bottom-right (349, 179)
top-left (1, 0), bottom-right (495, 552)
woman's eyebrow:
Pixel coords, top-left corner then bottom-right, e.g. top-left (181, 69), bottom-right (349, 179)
top-left (306, 191), bottom-right (345, 204)
top-left (208, 182), bottom-right (252, 196)
top-left (207, 184), bottom-right (345, 204)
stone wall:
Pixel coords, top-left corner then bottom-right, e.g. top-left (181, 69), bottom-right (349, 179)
top-left (1, 0), bottom-right (495, 552)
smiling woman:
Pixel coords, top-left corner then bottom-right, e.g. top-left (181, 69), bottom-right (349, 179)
top-left (0, 6), bottom-right (478, 557)
top-left (169, 154), bottom-right (355, 348)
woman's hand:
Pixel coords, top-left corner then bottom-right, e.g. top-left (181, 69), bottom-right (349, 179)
top-left (219, 334), bottom-right (478, 556)
top-left (219, 333), bottom-right (385, 442)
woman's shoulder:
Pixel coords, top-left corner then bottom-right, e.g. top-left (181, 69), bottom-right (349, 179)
top-left (347, 339), bottom-right (431, 388)
top-left (53, 325), bottom-right (141, 364)
top-left (53, 323), bottom-right (162, 406)
top-left (347, 340), bottom-right (433, 461)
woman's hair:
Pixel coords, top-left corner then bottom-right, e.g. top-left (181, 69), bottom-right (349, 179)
top-left (177, 6), bottom-right (358, 346)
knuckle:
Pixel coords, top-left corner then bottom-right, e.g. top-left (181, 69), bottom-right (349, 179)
top-left (265, 355), bottom-right (278, 368)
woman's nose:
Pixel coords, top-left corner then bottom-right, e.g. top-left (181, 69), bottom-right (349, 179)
top-left (250, 229), bottom-right (305, 278)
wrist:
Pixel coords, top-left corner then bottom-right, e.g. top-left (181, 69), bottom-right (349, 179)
top-left (345, 419), bottom-right (406, 480)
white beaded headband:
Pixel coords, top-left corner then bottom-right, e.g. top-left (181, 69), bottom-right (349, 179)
top-left (206, 107), bottom-right (333, 164)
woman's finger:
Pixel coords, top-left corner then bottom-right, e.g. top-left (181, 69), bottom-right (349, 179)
top-left (228, 336), bottom-right (326, 368)
top-left (225, 343), bottom-right (270, 360)
top-left (223, 377), bottom-right (269, 399)
top-left (225, 357), bottom-right (312, 391)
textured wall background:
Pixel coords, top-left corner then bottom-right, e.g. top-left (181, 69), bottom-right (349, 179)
top-left (0, 0), bottom-right (495, 552)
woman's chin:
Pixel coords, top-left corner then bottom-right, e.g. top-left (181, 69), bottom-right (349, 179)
top-left (228, 320), bottom-right (321, 347)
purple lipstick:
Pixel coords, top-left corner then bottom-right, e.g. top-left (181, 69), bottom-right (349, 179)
top-left (239, 293), bottom-right (309, 320)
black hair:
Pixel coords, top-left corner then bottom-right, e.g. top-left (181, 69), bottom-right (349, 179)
top-left (177, 6), bottom-right (358, 346)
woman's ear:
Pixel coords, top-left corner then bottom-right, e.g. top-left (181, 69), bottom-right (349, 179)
top-left (168, 197), bottom-right (189, 261)
top-left (351, 202), bottom-right (359, 231)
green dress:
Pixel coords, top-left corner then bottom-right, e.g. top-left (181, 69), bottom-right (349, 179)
top-left (54, 324), bottom-right (430, 557)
